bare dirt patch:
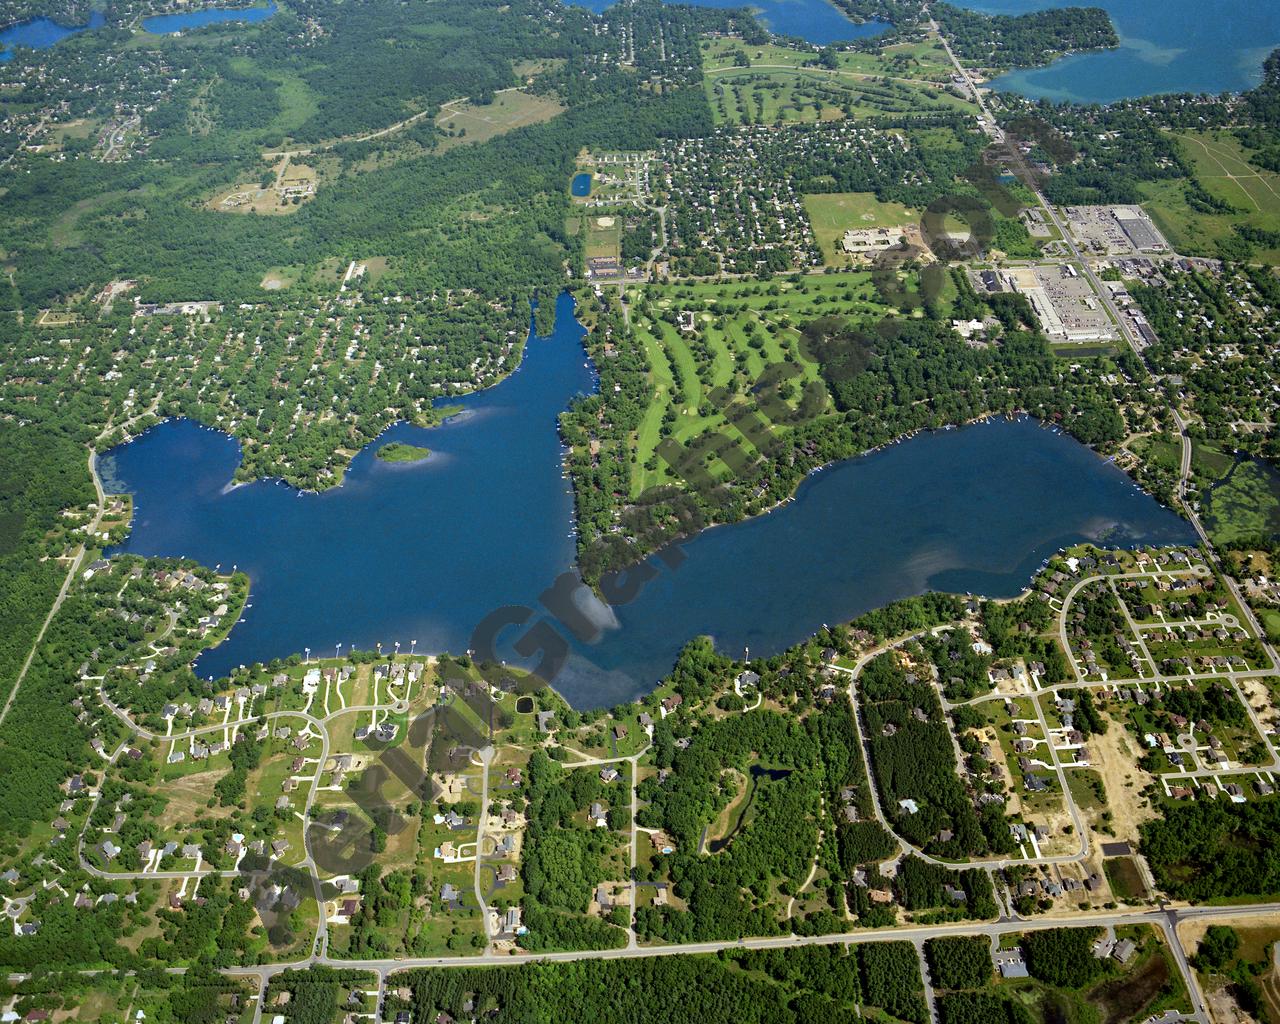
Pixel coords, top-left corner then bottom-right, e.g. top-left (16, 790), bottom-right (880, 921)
top-left (1091, 719), bottom-right (1157, 844)
top-left (157, 769), bottom-right (231, 828)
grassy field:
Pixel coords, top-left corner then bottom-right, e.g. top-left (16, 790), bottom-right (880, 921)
top-left (435, 89), bottom-right (565, 152)
top-left (803, 192), bottom-right (920, 264)
top-left (1103, 856), bottom-right (1148, 900)
top-left (702, 36), bottom-right (973, 126)
top-left (701, 36), bottom-right (955, 81)
top-left (624, 273), bottom-right (894, 495)
top-left (579, 213), bottom-right (623, 268)
top-left (705, 67), bottom-right (975, 126)
top-left (1141, 130), bottom-right (1280, 263)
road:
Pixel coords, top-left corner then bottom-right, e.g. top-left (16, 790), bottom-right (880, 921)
top-left (213, 898), bottom-right (1269, 1019)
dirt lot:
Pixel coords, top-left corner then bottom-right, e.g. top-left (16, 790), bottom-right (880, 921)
top-left (1091, 717), bottom-right (1158, 844)
top-left (157, 769), bottom-right (232, 828)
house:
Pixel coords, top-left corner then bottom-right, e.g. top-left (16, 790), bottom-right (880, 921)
top-left (650, 832), bottom-right (675, 855)
top-left (536, 711), bottom-right (555, 732)
top-left (497, 864), bottom-right (518, 883)
top-left (1112, 939), bottom-right (1137, 964)
top-left (503, 906), bottom-right (523, 935)
top-left (596, 884), bottom-right (613, 910)
top-left (898, 798), bottom-right (919, 815)
top-left (589, 802), bottom-right (608, 828)
top-left (600, 767), bottom-right (620, 783)
top-left (440, 883), bottom-right (462, 906)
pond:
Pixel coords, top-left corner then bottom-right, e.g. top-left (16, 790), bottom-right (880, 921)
top-left (706, 765), bottom-right (792, 853)
top-left (0, 11), bottom-right (103, 62)
top-left (569, 0), bottom-right (888, 47)
top-left (103, 294), bottom-right (1196, 708)
top-left (950, 0), bottom-right (1280, 103)
top-left (142, 2), bottom-right (278, 35)
top-left (1201, 452), bottom-right (1280, 546)
top-left (571, 172), bottom-right (592, 198)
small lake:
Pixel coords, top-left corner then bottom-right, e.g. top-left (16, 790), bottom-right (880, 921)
top-left (142, 2), bottom-right (277, 35)
top-left (951, 0), bottom-right (1280, 103)
top-left (103, 294), bottom-right (1195, 707)
top-left (0, 11), bottom-right (103, 62)
top-left (568, 0), bottom-right (888, 47)
top-left (571, 173), bottom-right (592, 198)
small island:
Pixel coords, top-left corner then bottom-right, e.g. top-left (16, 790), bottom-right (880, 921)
top-left (376, 442), bottom-right (431, 463)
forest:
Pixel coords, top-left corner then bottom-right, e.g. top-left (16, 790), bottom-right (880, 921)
top-left (405, 942), bottom-right (925, 1024)
top-left (1141, 798), bottom-right (1280, 901)
top-left (0, 428), bottom-right (93, 694)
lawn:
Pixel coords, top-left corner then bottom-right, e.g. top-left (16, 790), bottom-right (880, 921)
top-left (803, 192), bottom-right (920, 264)
top-left (435, 89), bottom-right (566, 152)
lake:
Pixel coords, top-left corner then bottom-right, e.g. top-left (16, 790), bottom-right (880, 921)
top-left (0, 11), bottom-right (103, 62)
top-left (569, 0), bottom-right (887, 47)
top-left (571, 172), bottom-right (592, 197)
top-left (142, 2), bottom-right (277, 35)
top-left (103, 294), bottom-right (1195, 707)
top-left (952, 0), bottom-right (1280, 103)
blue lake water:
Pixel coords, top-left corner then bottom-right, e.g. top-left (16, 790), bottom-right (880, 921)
top-left (571, 173), bottom-right (592, 197)
top-left (570, 0), bottom-right (887, 46)
top-left (142, 2), bottom-right (277, 34)
top-left (103, 294), bottom-right (1195, 706)
top-left (0, 11), bottom-right (103, 62)
top-left (952, 0), bottom-right (1280, 103)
